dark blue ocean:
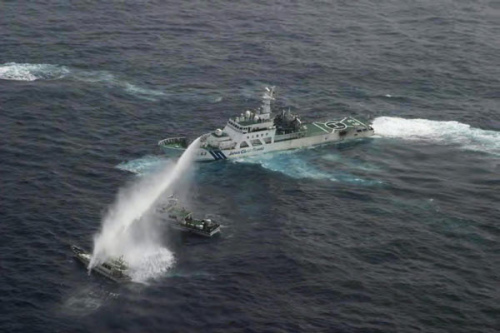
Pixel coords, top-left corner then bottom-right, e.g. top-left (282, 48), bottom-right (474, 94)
top-left (1, 1), bottom-right (499, 332)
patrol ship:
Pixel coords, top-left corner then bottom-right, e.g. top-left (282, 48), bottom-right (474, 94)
top-left (158, 87), bottom-right (374, 162)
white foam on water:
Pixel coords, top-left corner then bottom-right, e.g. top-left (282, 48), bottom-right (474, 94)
top-left (373, 117), bottom-right (500, 156)
top-left (0, 62), bottom-right (165, 100)
top-left (72, 70), bottom-right (166, 100)
top-left (234, 151), bottom-right (381, 185)
top-left (126, 246), bottom-right (175, 282)
top-left (116, 155), bottom-right (170, 176)
top-left (123, 82), bottom-right (166, 100)
top-left (71, 69), bottom-right (116, 84)
top-left (62, 285), bottom-right (118, 316)
top-left (234, 150), bottom-right (338, 180)
top-left (0, 62), bottom-right (70, 81)
top-left (90, 138), bottom-right (201, 282)
top-left (321, 154), bottom-right (381, 172)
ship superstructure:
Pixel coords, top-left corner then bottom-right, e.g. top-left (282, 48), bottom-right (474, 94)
top-left (159, 87), bottom-right (374, 162)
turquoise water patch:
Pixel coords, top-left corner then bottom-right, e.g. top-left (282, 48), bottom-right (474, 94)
top-left (234, 150), bottom-right (382, 186)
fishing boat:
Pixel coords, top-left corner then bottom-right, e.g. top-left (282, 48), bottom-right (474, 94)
top-left (71, 245), bottom-right (131, 283)
top-left (159, 198), bottom-right (221, 237)
top-left (158, 87), bottom-right (374, 161)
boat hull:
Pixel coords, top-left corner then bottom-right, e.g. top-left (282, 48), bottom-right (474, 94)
top-left (171, 224), bottom-right (221, 237)
top-left (71, 245), bottom-right (131, 283)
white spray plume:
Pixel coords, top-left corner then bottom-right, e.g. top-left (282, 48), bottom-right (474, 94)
top-left (89, 138), bottom-right (201, 281)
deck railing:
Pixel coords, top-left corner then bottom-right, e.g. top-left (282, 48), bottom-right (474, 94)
top-left (158, 137), bottom-right (188, 147)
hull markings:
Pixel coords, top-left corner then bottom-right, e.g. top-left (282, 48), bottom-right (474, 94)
top-left (209, 150), bottom-right (227, 160)
top-left (313, 122), bottom-right (330, 133)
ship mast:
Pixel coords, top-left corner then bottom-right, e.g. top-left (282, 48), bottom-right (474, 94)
top-left (259, 86), bottom-right (275, 120)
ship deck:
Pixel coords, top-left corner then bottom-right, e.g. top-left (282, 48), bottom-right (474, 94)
top-left (303, 117), bottom-right (371, 137)
top-left (304, 122), bottom-right (332, 136)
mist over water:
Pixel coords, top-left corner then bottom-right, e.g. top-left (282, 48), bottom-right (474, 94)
top-left (89, 138), bottom-right (201, 282)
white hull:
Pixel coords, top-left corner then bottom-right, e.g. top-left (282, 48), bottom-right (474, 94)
top-left (159, 87), bottom-right (374, 162)
top-left (191, 126), bottom-right (374, 162)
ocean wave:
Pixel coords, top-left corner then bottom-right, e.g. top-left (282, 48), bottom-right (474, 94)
top-left (0, 62), bottom-right (70, 81)
top-left (373, 117), bottom-right (500, 156)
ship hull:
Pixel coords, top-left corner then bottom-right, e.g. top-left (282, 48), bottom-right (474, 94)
top-left (171, 224), bottom-right (221, 237)
top-left (187, 126), bottom-right (374, 162)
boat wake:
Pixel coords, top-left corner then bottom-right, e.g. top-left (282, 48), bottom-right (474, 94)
top-left (0, 62), bottom-right (70, 81)
top-left (73, 70), bottom-right (166, 100)
top-left (0, 62), bottom-right (165, 100)
top-left (373, 117), bottom-right (500, 156)
top-left (234, 150), bottom-right (382, 186)
top-left (90, 138), bottom-right (200, 282)
top-left (116, 155), bottom-right (170, 176)
top-left (61, 285), bottom-right (118, 316)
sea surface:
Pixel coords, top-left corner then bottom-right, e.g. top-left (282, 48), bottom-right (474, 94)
top-left (1, 1), bottom-right (499, 332)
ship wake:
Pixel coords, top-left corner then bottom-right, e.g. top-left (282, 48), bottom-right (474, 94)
top-left (0, 62), bottom-right (165, 100)
top-left (373, 117), bottom-right (500, 156)
top-left (234, 150), bottom-right (382, 186)
top-left (0, 62), bottom-right (69, 81)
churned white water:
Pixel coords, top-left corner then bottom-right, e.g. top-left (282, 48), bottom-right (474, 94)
top-left (373, 117), bottom-right (500, 156)
top-left (0, 62), bottom-right (70, 81)
top-left (89, 138), bottom-right (200, 282)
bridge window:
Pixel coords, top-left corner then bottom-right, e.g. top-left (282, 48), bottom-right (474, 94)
top-left (240, 141), bottom-right (249, 148)
top-left (264, 137), bottom-right (272, 144)
top-left (251, 139), bottom-right (263, 146)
